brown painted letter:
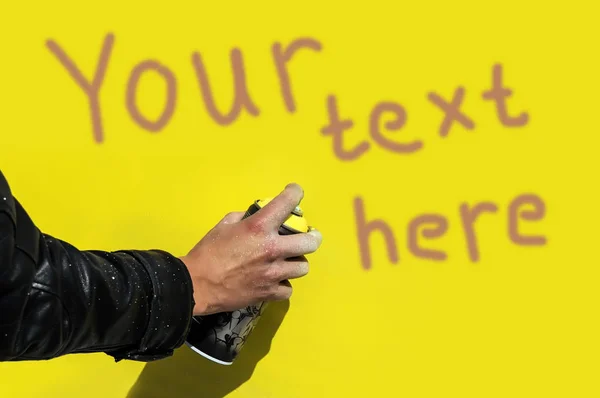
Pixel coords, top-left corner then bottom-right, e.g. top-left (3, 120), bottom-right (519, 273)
top-left (321, 95), bottom-right (370, 161)
top-left (46, 34), bottom-right (114, 143)
top-left (460, 202), bottom-right (499, 262)
top-left (482, 64), bottom-right (529, 127)
top-left (408, 214), bottom-right (448, 261)
top-left (428, 87), bottom-right (475, 137)
top-left (126, 60), bottom-right (177, 132)
top-left (191, 49), bottom-right (259, 125)
top-left (354, 197), bottom-right (398, 270)
top-left (370, 102), bottom-right (422, 153)
top-left (508, 194), bottom-right (547, 245)
top-left (272, 38), bottom-right (322, 113)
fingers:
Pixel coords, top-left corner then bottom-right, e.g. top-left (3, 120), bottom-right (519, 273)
top-left (268, 282), bottom-right (293, 301)
top-left (261, 253), bottom-right (312, 302)
top-left (280, 279), bottom-right (292, 288)
top-left (264, 258), bottom-right (308, 282)
top-left (251, 183), bottom-right (304, 231)
top-left (273, 256), bottom-right (310, 281)
top-left (220, 211), bottom-right (246, 225)
top-left (277, 229), bottom-right (323, 258)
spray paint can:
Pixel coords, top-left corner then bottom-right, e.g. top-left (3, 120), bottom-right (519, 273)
top-left (185, 198), bottom-right (309, 365)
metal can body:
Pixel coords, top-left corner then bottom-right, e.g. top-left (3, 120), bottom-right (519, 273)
top-left (186, 302), bottom-right (265, 365)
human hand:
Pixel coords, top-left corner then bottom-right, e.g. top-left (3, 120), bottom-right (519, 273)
top-left (180, 183), bottom-right (323, 316)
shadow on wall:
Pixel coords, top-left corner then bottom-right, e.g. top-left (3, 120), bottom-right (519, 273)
top-left (127, 300), bottom-right (289, 398)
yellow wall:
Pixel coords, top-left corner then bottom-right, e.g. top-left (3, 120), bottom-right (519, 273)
top-left (1, 1), bottom-right (599, 397)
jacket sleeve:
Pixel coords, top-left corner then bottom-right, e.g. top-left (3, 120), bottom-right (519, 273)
top-left (0, 170), bottom-right (195, 362)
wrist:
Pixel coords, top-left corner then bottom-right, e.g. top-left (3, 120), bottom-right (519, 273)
top-left (179, 255), bottom-right (210, 316)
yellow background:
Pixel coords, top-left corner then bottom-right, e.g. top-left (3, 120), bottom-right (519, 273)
top-left (1, 1), bottom-right (599, 397)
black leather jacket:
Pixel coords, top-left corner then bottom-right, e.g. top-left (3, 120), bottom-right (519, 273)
top-left (0, 170), bottom-right (194, 362)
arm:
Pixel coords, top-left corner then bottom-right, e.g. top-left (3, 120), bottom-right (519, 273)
top-left (0, 170), bottom-right (322, 363)
top-left (0, 170), bottom-right (195, 362)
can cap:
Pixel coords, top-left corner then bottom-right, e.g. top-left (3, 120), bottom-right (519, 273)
top-left (256, 198), bottom-right (309, 233)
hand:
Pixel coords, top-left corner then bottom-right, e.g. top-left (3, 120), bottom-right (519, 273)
top-left (180, 183), bottom-right (323, 316)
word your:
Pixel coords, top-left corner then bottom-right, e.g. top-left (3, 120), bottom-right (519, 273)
top-left (47, 34), bottom-right (528, 161)
top-left (354, 193), bottom-right (546, 269)
top-left (46, 33), bottom-right (321, 144)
